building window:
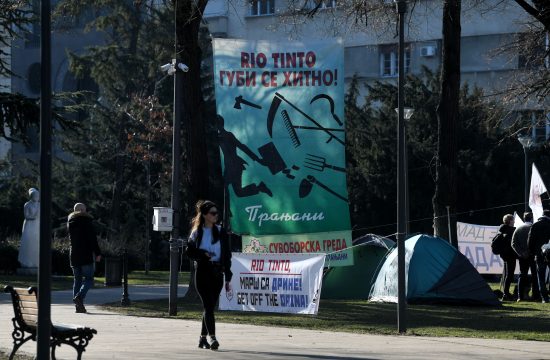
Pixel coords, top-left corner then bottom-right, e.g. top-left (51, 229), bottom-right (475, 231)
top-left (379, 45), bottom-right (410, 77)
top-left (305, 0), bottom-right (337, 9)
top-left (250, 0), bottom-right (275, 16)
top-left (532, 113), bottom-right (550, 143)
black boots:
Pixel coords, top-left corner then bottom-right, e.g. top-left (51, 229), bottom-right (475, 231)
top-left (73, 294), bottom-right (86, 313)
top-left (198, 336), bottom-right (219, 350)
top-left (209, 336), bottom-right (219, 350)
top-left (198, 336), bottom-right (210, 349)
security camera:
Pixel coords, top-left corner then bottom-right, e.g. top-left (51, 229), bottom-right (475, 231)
top-left (177, 63), bottom-right (189, 72)
top-left (160, 63), bottom-right (172, 72)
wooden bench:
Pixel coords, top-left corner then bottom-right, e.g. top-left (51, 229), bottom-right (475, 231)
top-left (4, 285), bottom-right (97, 360)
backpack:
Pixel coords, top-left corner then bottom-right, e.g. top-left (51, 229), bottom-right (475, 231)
top-left (491, 232), bottom-right (506, 255)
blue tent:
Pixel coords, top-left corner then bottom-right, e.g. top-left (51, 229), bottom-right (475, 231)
top-left (369, 234), bottom-right (500, 306)
top-left (322, 234), bottom-right (394, 299)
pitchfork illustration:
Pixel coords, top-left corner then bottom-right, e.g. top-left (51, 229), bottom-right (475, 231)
top-left (304, 153), bottom-right (346, 173)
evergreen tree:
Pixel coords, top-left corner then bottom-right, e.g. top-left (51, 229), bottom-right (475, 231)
top-left (346, 68), bottom-right (521, 236)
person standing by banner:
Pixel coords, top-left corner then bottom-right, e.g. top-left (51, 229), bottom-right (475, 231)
top-left (511, 212), bottom-right (540, 301)
top-left (527, 209), bottom-right (550, 303)
top-left (498, 214), bottom-right (517, 301)
top-left (185, 200), bottom-right (233, 350)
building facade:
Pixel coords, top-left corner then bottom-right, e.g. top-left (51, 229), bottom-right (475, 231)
top-left (203, 0), bottom-right (539, 110)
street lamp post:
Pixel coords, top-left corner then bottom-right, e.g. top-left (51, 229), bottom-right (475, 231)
top-left (169, 58), bottom-right (183, 316)
top-left (37, 0), bottom-right (53, 357)
top-left (395, 107), bottom-right (414, 235)
top-left (518, 135), bottom-right (533, 212)
top-left (395, 0), bottom-right (407, 334)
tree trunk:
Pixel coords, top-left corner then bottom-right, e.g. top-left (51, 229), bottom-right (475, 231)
top-left (175, 0), bottom-right (209, 298)
top-left (433, 0), bottom-right (461, 246)
top-left (109, 114), bottom-right (127, 241)
top-left (176, 0), bottom-right (210, 211)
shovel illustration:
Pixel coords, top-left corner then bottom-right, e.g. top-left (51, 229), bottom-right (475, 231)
top-left (298, 175), bottom-right (348, 202)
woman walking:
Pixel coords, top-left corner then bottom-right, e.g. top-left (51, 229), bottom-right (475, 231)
top-left (186, 200), bottom-right (232, 350)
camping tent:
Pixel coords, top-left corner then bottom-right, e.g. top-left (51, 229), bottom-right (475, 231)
top-left (322, 234), bottom-right (394, 299)
top-left (369, 234), bottom-right (500, 306)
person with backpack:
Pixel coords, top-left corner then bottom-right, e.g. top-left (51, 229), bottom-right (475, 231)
top-left (511, 212), bottom-right (540, 301)
top-left (498, 214), bottom-right (517, 301)
top-left (527, 209), bottom-right (550, 303)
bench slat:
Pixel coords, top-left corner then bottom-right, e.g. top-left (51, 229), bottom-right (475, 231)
top-left (22, 313), bottom-right (38, 325)
top-left (15, 293), bottom-right (36, 302)
top-left (20, 300), bottom-right (38, 309)
top-left (20, 307), bottom-right (39, 316)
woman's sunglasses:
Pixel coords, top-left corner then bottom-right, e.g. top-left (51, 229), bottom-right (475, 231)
top-left (208, 211), bottom-right (218, 216)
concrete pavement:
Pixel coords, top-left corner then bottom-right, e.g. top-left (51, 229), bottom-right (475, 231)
top-left (1, 285), bottom-right (549, 359)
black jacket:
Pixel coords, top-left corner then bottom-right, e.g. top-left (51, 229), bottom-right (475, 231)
top-left (498, 224), bottom-right (516, 260)
top-left (527, 216), bottom-right (550, 257)
top-left (68, 212), bottom-right (101, 266)
top-left (186, 225), bottom-right (232, 282)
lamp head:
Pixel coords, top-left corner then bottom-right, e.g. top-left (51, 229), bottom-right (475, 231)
top-left (394, 107), bottom-right (415, 120)
top-left (517, 134), bottom-right (533, 148)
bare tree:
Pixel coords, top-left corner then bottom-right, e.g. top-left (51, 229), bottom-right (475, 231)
top-left (432, 0), bottom-right (461, 245)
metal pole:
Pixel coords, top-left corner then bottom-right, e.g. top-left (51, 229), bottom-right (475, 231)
top-left (396, 0), bottom-right (407, 334)
top-left (169, 59), bottom-right (182, 316)
top-left (446, 205), bottom-right (452, 245)
top-left (121, 248), bottom-right (130, 306)
top-left (523, 146), bottom-right (530, 212)
top-left (145, 158), bottom-right (151, 274)
top-left (37, 0), bottom-right (52, 357)
top-left (404, 125), bottom-right (409, 235)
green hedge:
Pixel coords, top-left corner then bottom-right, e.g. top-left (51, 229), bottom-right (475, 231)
top-left (0, 237), bottom-right (73, 275)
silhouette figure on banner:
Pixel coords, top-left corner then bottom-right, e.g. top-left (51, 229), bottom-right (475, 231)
top-left (19, 188), bottom-right (40, 269)
top-left (217, 115), bottom-right (272, 197)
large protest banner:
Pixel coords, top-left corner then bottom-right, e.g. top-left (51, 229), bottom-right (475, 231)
top-left (212, 39), bottom-right (351, 244)
top-left (219, 253), bottom-right (325, 314)
top-left (241, 231), bottom-right (353, 266)
top-left (456, 221), bottom-right (519, 274)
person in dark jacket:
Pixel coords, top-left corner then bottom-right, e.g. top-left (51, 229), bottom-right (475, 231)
top-left (511, 212), bottom-right (540, 301)
top-left (68, 203), bottom-right (102, 313)
top-left (527, 209), bottom-right (550, 303)
top-left (186, 200), bottom-right (232, 351)
top-left (499, 214), bottom-right (517, 301)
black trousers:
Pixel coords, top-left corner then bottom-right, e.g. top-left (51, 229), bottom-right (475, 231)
top-left (195, 262), bottom-right (224, 336)
top-left (502, 256), bottom-right (516, 295)
top-left (518, 256), bottom-right (540, 299)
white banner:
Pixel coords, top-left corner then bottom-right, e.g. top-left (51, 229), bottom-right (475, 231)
top-left (529, 163), bottom-right (547, 221)
top-left (456, 221), bottom-right (519, 275)
top-left (219, 253), bottom-right (325, 314)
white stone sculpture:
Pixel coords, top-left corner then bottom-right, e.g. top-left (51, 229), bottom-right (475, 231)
top-left (18, 188), bottom-right (40, 269)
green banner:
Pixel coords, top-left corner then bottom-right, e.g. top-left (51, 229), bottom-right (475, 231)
top-left (212, 39), bottom-right (350, 236)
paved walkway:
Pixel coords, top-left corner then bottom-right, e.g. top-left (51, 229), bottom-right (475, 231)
top-left (1, 285), bottom-right (549, 360)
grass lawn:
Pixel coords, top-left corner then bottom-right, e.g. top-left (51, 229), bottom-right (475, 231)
top-left (101, 283), bottom-right (550, 342)
top-left (0, 271), bottom-right (190, 291)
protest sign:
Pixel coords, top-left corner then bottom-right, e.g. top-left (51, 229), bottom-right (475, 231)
top-left (219, 253), bottom-right (325, 314)
top-left (456, 221), bottom-right (519, 274)
top-left (242, 231), bottom-right (353, 266)
top-left (212, 38), bottom-right (350, 237)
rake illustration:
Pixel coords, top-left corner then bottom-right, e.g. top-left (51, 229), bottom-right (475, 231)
top-left (281, 110), bottom-right (344, 148)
